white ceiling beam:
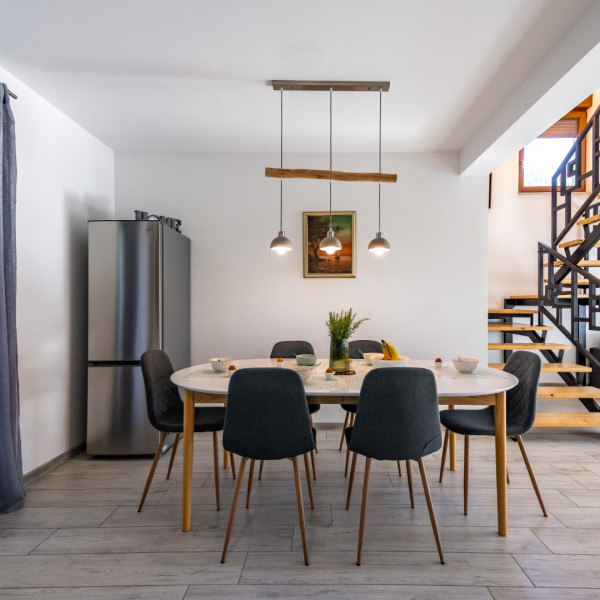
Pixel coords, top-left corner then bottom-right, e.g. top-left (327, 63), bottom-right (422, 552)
top-left (459, 0), bottom-right (600, 176)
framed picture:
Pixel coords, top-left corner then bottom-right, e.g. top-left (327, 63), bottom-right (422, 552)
top-left (303, 211), bottom-right (356, 278)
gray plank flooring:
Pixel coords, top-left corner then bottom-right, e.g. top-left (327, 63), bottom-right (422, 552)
top-left (1, 425), bottom-right (600, 599)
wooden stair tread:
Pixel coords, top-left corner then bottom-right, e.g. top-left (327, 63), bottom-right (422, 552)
top-left (488, 324), bottom-right (552, 332)
top-left (544, 278), bottom-right (590, 286)
top-left (544, 260), bottom-right (600, 267)
top-left (488, 308), bottom-right (538, 315)
top-left (577, 214), bottom-right (600, 226)
top-left (534, 412), bottom-right (600, 427)
top-left (537, 386), bottom-right (600, 398)
top-left (509, 295), bottom-right (539, 300)
top-left (488, 363), bottom-right (592, 373)
top-left (558, 239), bottom-right (600, 249)
top-left (488, 342), bottom-right (570, 351)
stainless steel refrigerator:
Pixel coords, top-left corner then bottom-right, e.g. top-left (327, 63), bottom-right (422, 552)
top-left (87, 220), bottom-right (190, 455)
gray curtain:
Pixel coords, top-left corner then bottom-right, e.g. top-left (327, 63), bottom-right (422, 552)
top-left (0, 82), bottom-right (25, 513)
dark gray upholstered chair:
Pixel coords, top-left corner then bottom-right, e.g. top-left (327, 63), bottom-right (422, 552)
top-left (220, 368), bottom-right (316, 565)
top-left (439, 351), bottom-right (547, 517)
top-left (339, 341), bottom-right (400, 477)
top-left (264, 340), bottom-right (318, 480)
top-left (345, 367), bottom-right (444, 565)
top-left (138, 350), bottom-right (234, 513)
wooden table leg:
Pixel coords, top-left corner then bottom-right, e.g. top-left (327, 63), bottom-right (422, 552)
top-left (494, 391), bottom-right (507, 537)
top-left (182, 388), bottom-right (194, 532)
top-left (449, 405), bottom-right (456, 471)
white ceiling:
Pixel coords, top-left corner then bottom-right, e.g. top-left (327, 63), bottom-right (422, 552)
top-left (0, 0), bottom-right (598, 169)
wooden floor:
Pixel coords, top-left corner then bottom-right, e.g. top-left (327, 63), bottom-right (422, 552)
top-left (2, 425), bottom-right (600, 599)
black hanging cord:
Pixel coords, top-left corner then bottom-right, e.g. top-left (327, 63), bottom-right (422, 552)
top-left (329, 86), bottom-right (333, 229)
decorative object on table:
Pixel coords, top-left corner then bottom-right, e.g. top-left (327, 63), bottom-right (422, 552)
top-left (296, 354), bottom-right (317, 366)
top-left (326, 308), bottom-right (369, 373)
top-left (452, 356), bottom-right (479, 373)
top-left (304, 211), bottom-right (356, 278)
top-left (210, 357), bottom-right (234, 372)
top-left (368, 87), bottom-right (391, 256)
top-left (227, 365), bottom-right (237, 378)
top-left (362, 352), bottom-right (384, 366)
top-left (325, 368), bottom-right (335, 381)
top-left (434, 357), bottom-right (443, 368)
top-left (288, 362), bottom-right (320, 382)
top-left (269, 87), bottom-right (293, 255)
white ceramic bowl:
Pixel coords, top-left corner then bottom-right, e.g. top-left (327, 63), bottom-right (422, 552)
top-left (452, 357), bottom-right (479, 373)
top-left (288, 362), bottom-right (320, 382)
top-left (210, 357), bottom-right (233, 372)
top-left (372, 356), bottom-right (409, 368)
top-left (363, 352), bottom-right (384, 366)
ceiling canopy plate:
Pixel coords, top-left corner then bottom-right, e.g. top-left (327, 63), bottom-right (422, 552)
top-left (271, 80), bottom-right (390, 92)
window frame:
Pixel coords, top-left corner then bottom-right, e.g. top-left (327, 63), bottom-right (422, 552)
top-left (518, 96), bottom-right (593, 193)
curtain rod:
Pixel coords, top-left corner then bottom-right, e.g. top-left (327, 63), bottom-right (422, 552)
top-left (8, 90), bottom-right (18, 99)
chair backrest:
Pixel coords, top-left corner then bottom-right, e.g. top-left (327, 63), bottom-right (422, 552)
top-left (348, 367), bottom-right (441, 461)
top-left (349, 339), bottom-right (382, 359)
top-left (270, 340), bottom-right (315, 359)
top-left (223, 368), bottom-right (315, 460)
top-left (503, 351), bottom-right (541, 433)
top-left (140, 350), bottom-right (183, 431)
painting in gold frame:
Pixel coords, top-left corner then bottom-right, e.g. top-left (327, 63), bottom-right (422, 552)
top-left (303, 211), bottom-right (356, 278)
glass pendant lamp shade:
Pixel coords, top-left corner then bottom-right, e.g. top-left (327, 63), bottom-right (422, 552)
top-left (368, 231), bottom-right (391, 255)
top-left (270, 231), bottom-right (293, 254)
top-left (319, 227), bottom-right (342, 254)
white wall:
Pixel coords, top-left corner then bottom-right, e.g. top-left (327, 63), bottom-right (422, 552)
top-left (116, 151), bottom-right (489, 421)
top-left (1, 67), bottom-right (115, 474)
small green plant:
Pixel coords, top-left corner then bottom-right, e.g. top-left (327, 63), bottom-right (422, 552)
top-left (326, 308), bottom-right (369, 339)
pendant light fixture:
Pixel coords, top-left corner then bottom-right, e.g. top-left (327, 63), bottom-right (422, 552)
top-left (270, 88), bottom-right (293, 255)
top-left (368, 87), bottom-right (391, 256)
top-left (319, 87), bottom-right (343, 255)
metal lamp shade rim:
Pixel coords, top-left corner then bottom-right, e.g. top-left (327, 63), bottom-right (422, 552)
top-left (270, 231), bottom-right (293, 253)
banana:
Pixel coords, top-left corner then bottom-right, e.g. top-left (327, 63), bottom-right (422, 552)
top-left (381, 339), bottom-right (400, 361)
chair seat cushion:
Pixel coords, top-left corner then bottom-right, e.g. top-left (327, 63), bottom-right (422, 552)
top-left (440, 407), bottom-right (525, 437)
top-left (158, 407), bottom-right (226, 433)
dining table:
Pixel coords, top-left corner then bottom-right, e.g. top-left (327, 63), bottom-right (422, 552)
top-left (171, 358), bottom-right (518, 535)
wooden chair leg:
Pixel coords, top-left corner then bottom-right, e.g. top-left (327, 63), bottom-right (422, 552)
top-left (221, 456), bottom-right (248, 563)
top-left (506, 464), bottom-right (510, 484)
top-left (310, 414), bottom-right (318, 453)
top-left (516, 435), bottom-right (547, 517)
top-left (464, 435), bottom-right (469, 516)
top-left (406, 460), bottom-right (414, 508)
top-left (417, 458), bottom-right (445, 564)
top-left (397, 460), bottom-right (402, 477)
top-left (339, 411), bottom-right (350, 451)
top-left (166, 433), bottom-right (180, 480)
top-left (138, 431), bottom-right (167, 512)
top-left (303, 452), bottom-right (315, 509)
top-left (213, 431), bottom-right (221, 511)
top-left (356, 456), bottom-right (373, 566)
top-left (439, 428), bottom-right (449, 482)
top-left (258, 459), bottom-right (264, 481)
top-left (310, 450), bottom-right (317, 480)
top-left (344, 414), bottom-right (356, 477)
top-left (346, 451), bottom-right (358, 509)
top-left (230, 453), bottom-right (236, 480)
top-left (292, 456), bottom-right (309, 566)
top-left (246, 459), bottom-right (256, 509)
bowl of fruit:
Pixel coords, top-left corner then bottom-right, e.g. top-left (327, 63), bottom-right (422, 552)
top-left (210, 357), bottom-right (233, 372)
top-left (363, 352), bottom-right (384, 366)
top-left (372, 356), bottom-right (409, 368)
top-left (452, 356), bottom-right (479, 374)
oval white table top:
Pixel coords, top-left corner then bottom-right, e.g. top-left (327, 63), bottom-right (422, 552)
top-left (172, 358), bottom-right (518, 398)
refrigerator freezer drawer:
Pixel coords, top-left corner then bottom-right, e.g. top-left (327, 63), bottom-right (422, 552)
top-left (87, 365), bottom-right (157, 455)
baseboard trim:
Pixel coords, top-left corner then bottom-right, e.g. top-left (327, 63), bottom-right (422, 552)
top-left (24, 444), bottom-right (86, 487)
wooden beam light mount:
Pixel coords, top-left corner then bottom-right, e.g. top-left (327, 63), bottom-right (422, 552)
top-left (267, 80), bottom-right (396, 184)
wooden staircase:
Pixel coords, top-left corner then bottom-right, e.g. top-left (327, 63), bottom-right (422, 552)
top-left (488, 308), bottom-right (600, 428)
